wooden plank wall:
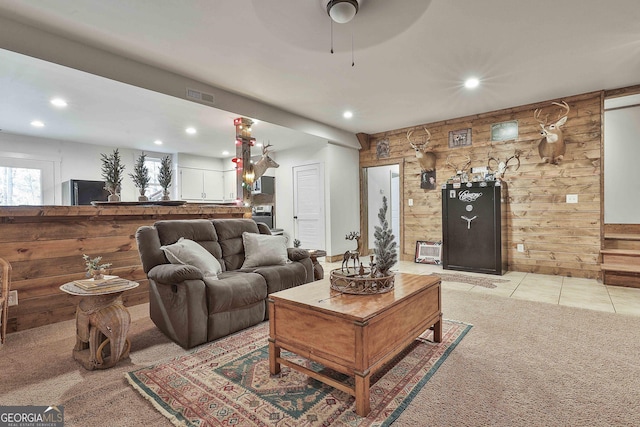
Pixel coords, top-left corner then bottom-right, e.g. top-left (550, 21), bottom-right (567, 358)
top-left (1, 205), bottom-right (249, 332)
top-left (360, 91), bottom-right (603, 279)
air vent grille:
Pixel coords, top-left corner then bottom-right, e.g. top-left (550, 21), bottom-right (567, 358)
top-left (186, 88), bottom-right (215, 104)
top-left (415, 241), bottom-right (442, 264)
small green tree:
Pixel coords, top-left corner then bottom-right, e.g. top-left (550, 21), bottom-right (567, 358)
top-left (101, 148), bottom-right (125, 196)
top-left (158, 155), bottom-right (172, 196)
top-left (129, 152), bottom-right (150, 197)
top-left (373, 196), bottom-right (397, 276)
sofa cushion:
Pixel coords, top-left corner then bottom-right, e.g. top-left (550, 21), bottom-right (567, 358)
top-left (253, 263), bottom-right (309, 295)
top-left (205, 271), bottom-right (267, 314)
top-left (161, 237), bottom-right (222, 278)
top-left (156, 219), bottom-right (223, 265)
top-left (212, 219), bottom-right (261, 271)
top-left (241, 232), bottom-right (289, 268)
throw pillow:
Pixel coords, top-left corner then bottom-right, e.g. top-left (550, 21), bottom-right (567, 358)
top-left (241, 232), bottom-right (290, 268)
top-left (160, 237), bottom-right (221, 278)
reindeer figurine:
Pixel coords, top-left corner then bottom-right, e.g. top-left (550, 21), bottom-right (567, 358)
top-left (534, 101), bottom-right (570, 165)
top-left (487, 150), bottom-right (521, 181)
top-left (252, 143), bottom-right (280, 180)
top-left (407, 127), bottom-right (436, 172)
top-left (342, 231), bottom-right (361, 272)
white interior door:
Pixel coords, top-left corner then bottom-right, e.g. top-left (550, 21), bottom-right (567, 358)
top-left (293, 163), bottom-right (325, 250)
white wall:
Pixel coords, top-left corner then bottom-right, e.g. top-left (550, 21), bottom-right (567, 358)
top-left (0, 132), bottom-right (177, 203)
top-left (604, 98), bottom-right (640, 224)
top-left (273, 142), bottom-right (360, 256)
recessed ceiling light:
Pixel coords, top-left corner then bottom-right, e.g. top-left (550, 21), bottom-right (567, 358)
top-left (50, 98), bottom-right (68, 107)
top-left (464, 77), bottom-right (480, 89)
top-left (343, 111), bottom-right (353, 119)
top-left (222, 150), bottom-right (230, 156)
top-left (154, 140), bottom-right (163, 145)
top-left (185, 127), bottom-right (197, 135)
top-left (30, 120), bottom-right (45, 128)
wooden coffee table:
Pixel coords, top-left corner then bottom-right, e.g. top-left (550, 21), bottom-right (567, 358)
top-left (268, 273), bottom-right (441, 417)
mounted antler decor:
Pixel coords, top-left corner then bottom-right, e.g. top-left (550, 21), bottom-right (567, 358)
top-left (253, 143), bottom-right (280, 180)
top-left (407, 127), bottom-right (436, 172)
top-left (445, 153), bottom-right (472, 176)
top-left (534, 101), bottom-right (570, 165)
top-left (487, 150), bottom-right (521, 181)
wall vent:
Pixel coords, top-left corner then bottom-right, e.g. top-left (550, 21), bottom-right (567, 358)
top-left (415, 241), bottom-right (442, 264)
top-left (186, 88), bottom-right (215, 104)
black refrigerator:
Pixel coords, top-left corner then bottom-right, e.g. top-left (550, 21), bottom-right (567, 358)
top-left (441, 181), bottom-right (507, 275)
top-left (62, 180), bottom-right (110, 205)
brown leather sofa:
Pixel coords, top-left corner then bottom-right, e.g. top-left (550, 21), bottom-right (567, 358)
top-left (136, 218), bottom-right (313, 348)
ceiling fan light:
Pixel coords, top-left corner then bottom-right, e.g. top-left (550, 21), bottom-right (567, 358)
top-left (327, 0), bottom-right (359, 24)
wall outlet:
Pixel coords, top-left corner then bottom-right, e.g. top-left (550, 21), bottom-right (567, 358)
top-left (8, 290), bottom-right (18, 306)
top-left (566, 194), bottom-right (578, 203)
top-left (408, 198), bottom-right (414, 206)
top-left (517, 244), bottom-right (525, 253)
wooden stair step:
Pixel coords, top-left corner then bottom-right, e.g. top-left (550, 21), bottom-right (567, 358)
top-left (605, 233), bottom-right (640, 241)
top-left (600, 263), bottom-right (640, 273)
top-left (600, 249), bottom-right (640, 257)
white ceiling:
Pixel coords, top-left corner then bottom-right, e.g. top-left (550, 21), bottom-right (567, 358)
top-left (0, 0), bottom-right (639, 157)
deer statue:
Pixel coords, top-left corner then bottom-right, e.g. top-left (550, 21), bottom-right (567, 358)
top-left (487, 150), bottom-right (521, 181)
top-left (342, 231), bottom-right (361, 272)
top-left (252, 143), bottom-right (280, 180)
top-left (534, 101), bottom-right (570, 165)
top-left (407, 127), bottom-right (436, 172)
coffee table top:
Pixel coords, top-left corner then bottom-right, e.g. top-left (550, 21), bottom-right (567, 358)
top-left (269, 272), bottom-right (440, 322)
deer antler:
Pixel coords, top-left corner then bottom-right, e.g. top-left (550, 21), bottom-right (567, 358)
top-left (551, 101), bottom-right (570, 121)
top-left (262, 143), bottom-right (272, 155)
top-left (407, 127), bottom-right (431, 149)
top-left (446, 154), bottom-right (471, 174)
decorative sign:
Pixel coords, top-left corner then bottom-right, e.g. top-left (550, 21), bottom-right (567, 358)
top-left (376, 139), bottom-right (390, 159)
top-left (448, 128), bottom-right (472, 148)
top-left (491, 120), bottom-right (518, 142)
top-left (420, 171), bottom-right (437, 190)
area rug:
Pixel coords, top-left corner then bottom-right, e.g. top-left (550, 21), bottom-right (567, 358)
top-left (126, 319), bottom-right (471, 427)
top-left (434, 272), bottom-right (511, 289)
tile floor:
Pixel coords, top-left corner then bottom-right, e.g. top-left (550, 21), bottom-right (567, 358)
top-left (320, 260), bottom-right (640, 316)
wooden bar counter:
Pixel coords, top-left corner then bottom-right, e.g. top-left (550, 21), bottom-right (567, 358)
top-left (0, 203), bottom-right (250, 333)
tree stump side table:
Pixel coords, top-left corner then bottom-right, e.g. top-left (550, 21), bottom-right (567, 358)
top-left (306, 249), bottom-right (327, 280)
top-left (60, 279), bottom-right (139, 370)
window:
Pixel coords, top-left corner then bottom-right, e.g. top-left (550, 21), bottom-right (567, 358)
top-left (0, 166), bottom-right (43, 205)
top-left (144, 157), bottom-right (163, 200)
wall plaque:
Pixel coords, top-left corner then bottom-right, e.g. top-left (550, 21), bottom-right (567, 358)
top-left (448, 128), bottom-right (472, 148)
top-left (491, 120), bottom-right (518, 141)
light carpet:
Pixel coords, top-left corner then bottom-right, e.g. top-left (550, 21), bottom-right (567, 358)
top-left (126, 320), bottom-right (471, 427)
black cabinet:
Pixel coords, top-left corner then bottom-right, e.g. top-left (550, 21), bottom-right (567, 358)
top-left (441, 181), bottom-right (507, 275)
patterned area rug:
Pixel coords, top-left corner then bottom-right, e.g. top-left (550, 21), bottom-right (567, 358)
top-left (434, 272), bottom-right (512, 289)
top-left (126, 319), bottom-right (471, 427)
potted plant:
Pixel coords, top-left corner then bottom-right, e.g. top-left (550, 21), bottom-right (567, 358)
top-left (83, 254), bottom-right (112, 280)
top-left (373, 196), bottom-right (397, 277)
top-left (130, 152), bottom-right (150, 201)
top-left (158, 155), bottom-right (172, 200)
top-left (101, 148), bottom-right (125, 202)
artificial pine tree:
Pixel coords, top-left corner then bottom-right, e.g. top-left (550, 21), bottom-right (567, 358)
top-left (158, 155), bottom-right (173, 200)
top-left (373, 196), bottom-right (397, 276)
top-left (101, 148), bottom-right (125, 201)
top-left (130, 152), bottom-right (150, 200)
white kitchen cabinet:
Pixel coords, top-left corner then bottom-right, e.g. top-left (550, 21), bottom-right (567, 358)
top-left (179, 167), bottom-right (224, 201)
top-left (223, 169), bottom-right (237, 201)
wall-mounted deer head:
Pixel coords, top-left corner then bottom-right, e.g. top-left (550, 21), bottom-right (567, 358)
top-left (487, 150), bottom-right (521, 180)
top-left (253, 143), bottom-right (280, 180)
top-left (534, 101), bottom-right (570, 165)
top-left (407, 127), bottom-right (436, 172)
top-left (445, 154), bottom-right (471, 175)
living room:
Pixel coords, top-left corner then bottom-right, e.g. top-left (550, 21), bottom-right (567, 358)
top-left (1, 1), bottom-right (640, 426)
